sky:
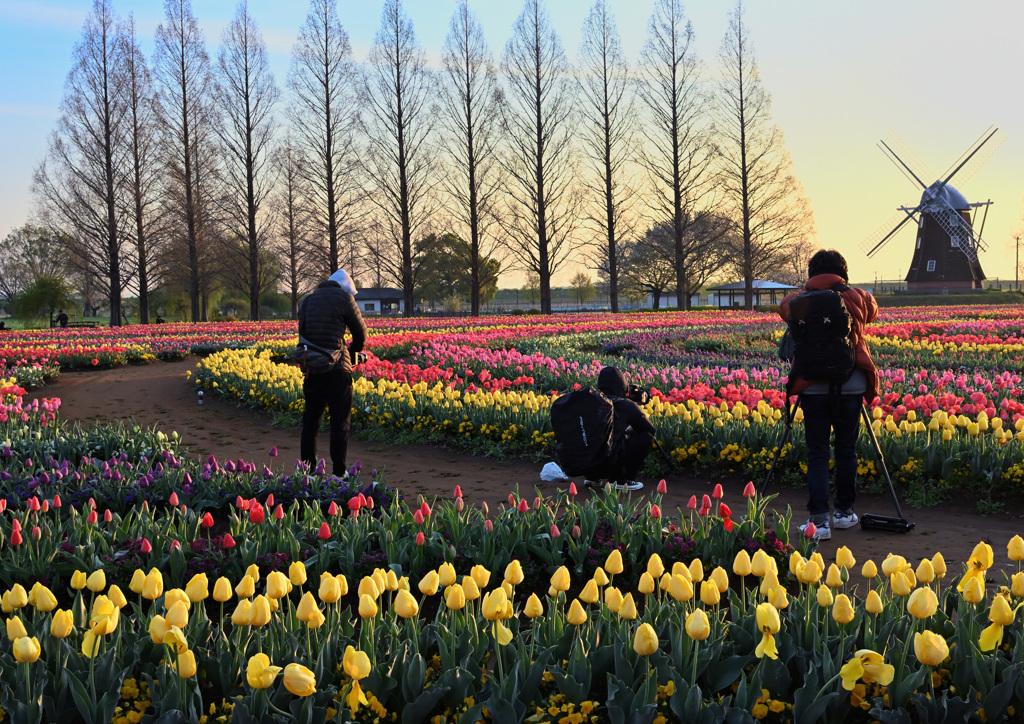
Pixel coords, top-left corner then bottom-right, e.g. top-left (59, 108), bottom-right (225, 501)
top-left (1, 0), bottom-right (1023, 288)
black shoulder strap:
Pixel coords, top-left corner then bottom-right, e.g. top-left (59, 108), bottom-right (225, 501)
top-left (831, 282), bottom-right (850, 293)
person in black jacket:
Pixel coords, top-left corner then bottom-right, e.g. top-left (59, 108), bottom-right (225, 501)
top-left (297, 269), bottom-right (367, 475)
top-left (582, 366), bottom-right (655, 491)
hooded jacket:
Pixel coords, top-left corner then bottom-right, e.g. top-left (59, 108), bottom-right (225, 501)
top-left (298, 280), bottom-right (367, 374)
top-left (779, 273), bottom-right (879, 401)
top-left (597, 367), bottom-right (655, 445)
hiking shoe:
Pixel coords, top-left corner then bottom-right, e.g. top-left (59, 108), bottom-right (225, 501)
top-left (833, 510), bottom-right (859, 530)
top-left (800, 520), bottom-right (831, 541)
top-left (613, 481), bottom-right (644, 492)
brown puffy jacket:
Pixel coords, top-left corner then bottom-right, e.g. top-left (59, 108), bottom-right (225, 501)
top-left (779, 273), bottom-right (879, 402)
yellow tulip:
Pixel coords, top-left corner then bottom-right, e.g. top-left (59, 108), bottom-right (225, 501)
top-left (482, 589), bottom-right (507, 621)
top-left (907, 587), bottom-right (938, 619)
top-left (32, 585), bottom-right (58, 613)
top-left (567, 599), bottom-right (587, 626)
top-left (235, 575), bottom-right (256, 599)
top-left (550, 566), bottom-right (571, 593)
top-left (359, 594), bottom-right (380, 618)
top-left (504, 560), bottom-right (525, 585)
top-left (759, 569), bottom-right (780, 598)
top-left (861, 560), bottom-right (877, 579)
top-left (266, 571), bottom-right (291, 600)
top-left (916, 559), bottom-right (935, 585)
top-left (789, 552), bottom-right (805, 577)
top-left (385, 570), bottom-right (399, 592)
top-left (231, 599), bottom-right (251, 626)
top-left (501, 580), bottom-right (514, 599)
top-left (633, 622), bottom-right (659, 656)
top-left (880, 554), bottom-right (905, 577)
top-left (89, 597), bottom-right (118, 635)
top-left (319, 575), bottom-right (342, 604)
top-left (81, 630), bottom-right (99, 658)
top-left (685, 608), bottom-right (710, 641)
top-left (246, 564), bottom-right (260, 583)
top-left (445, 585), bottom-right (465, 611)
top-left (689, 558), bottom-right (704, 583)
top-left (931, 552), bottom-right (947, 579)
top-left (296, 592), bottom-right (318, 622)
top-left (289, 561), bottom-right (307, 587)
top-left (963, 576), bottom-right (985, 604)
top-left (839, 650), bottom-right (895, 691)
top-left (646, 554), bottom-right (665, 579)
top-left (414, 571), bottom-right (440, 600)
top-left (306, 607), bottom-right (326, 629)
top-left (163, 625), bottom-right (187, 654)
top-left (638, 573), bottom-right (656, 595)
top-left (768, 586), bottom-right (789, 610)
top-left (604, 549), bottom-right (624, 575)
top-left (756, 602), bottom-right (780, 634)
top-left (129, 569), bottom-right (146, 595)
top-left (816, 584), bottom-right (834, 608)
top-left (593, 567), bottom-right (609, 586)
top-left (494, 620), bottom-right (513, 646)
top-left (85, 569), bottom-right (106, 594)
top-left (913, 630), bottom-right (949, 666)
top-left (143, 569), bottom-right (164, 600)
top-left (71, 571), bottom-right (87, 590)
top-left (358, 577), bottom-right (380, 600)
top-left (890, 572), bottom-right (912, 597)
top-left (248, 595), bottom-right (271, 627)
top-left (1013, 572), bottom-right (1024, 598)
top-left (604, 587), bottom-right (623, 613)
top-left (618, 593), bottom-right (638, 620)
top-left (471, 565), bottom-right (491, 589)
top-left (461, 576), bottom-right (481, 601)
top-left (50, 609), bottom-right (74, 639)
top-left (13, 636), bottom-right (41, 663)
top-left (438, 562), bottom-right (457, 587)
top-left (343, 645), bottom-right (372, 680)
top-left (672, 561), bottom-right (689, 579)
top-left (989, 594), bottom-right (1016, 626)
top-left (710, 567), bottom-right (729, 594)
top-left (733, 551), bottom-right (752, 577)
top-left (395, 590), bottom-right (419, 619)
top-left (213, 577), bottom-right (233, 603)
top-left (836, 546), bottom-right (856, 570)
top-left (825, 564), bottom-right (844, 589)
top-left (149, 614), bottom-right (170, 643)
top-left (6, 616), bottom-right (27, 640)
top-left (336, 574), bottom-right (349, 596)
top-left (832, 594), bottom-right (855, 624)
top-left (247, 653), bottom-right (282, 689)
top-left (284, 663), bottom-right (317, 696)
top-left (166, 601), bottom-right (189, 629)
top-left (751, 550), bottom-right (771, 577)
top-left (700, 580), bottom-right (720, 607)
top-left (580, 579), bottom-right (600, 604)
top-left (524, 593), bottom-right (544, 618)
top-left (164, 589), bottom-right (190, 611)
top-left (667, 574), bottom-right (694, 602)
top-left (797, 560), bottom-right (821, 585)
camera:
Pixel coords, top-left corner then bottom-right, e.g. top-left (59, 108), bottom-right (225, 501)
top-left (353, 351), bottom-right (368, 366)
top-left (627, 384), bottom-right (649, 406)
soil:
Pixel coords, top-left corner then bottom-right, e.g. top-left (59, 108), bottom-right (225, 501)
top-left (29, 358), bottom-right (1024, 576)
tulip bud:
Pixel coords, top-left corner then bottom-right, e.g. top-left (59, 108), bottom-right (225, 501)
top-left (395, 589), bottom-right (419, 619)
top-left (832, 593), bottom-right (855, 624)
top-left (913, 630), bottom-right (949, 667)
top-left (444, 584), bottom-right (465, 611)
top-left (908, 587), bottom-right (938, 619)
top-left (567, 599), bottom-right (587, 626)
top-left (604, 549), bottom-right (624, 575)
top-left (700, 580), bottom-right (720, 606)
top-left (633, 622), bottom-right (659, 656)
top-left (865, 589), bottom-right (884, 615)
top-left (524, 593), bottom-right (544, 618)
top-left (617, 593), bottom-right (637, 620)
top-left (284, 663), bottom-right (317, 697)
top-left (733, 550), bottom-right (752, 577)
top-left (550, 566), bottom-right (571, 592)
top-left (685, 609), bottom-right (711, 640)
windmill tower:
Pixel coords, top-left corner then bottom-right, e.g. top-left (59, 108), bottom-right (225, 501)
top-left (862, 126), bottom-right (1004, 291)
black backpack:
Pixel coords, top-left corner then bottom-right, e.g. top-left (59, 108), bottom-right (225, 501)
top-left (787, 283), bottom-right (856, 383)
top-left (550, 387), bottom-right (615, 476)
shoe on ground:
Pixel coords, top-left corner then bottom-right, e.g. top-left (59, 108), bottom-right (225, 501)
top-left (832, 510), bottom-right (859, 529)
top-left (583, 479), bottom-right (603, 488)
top-left (614, 481), bottom-right (644, 492)
top-left (800, 519), bottom-right (831, 541)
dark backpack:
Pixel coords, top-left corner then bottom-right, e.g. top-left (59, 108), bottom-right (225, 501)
top-left (787, 283), bottom-right (856, 383)
top-left (294, 336), bottom-right (343, 375)
top-left (550, 387), bottom-right (615, 476)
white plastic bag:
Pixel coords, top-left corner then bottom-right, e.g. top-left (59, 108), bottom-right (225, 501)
top-left (540, 461), bottom-right (569, 482)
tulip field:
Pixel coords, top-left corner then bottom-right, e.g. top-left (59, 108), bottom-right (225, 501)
top-left (4, 305), bottom-right (1024, 721)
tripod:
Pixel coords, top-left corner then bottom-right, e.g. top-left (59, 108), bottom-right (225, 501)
top-left (760, 395), bottom-right (914, 533)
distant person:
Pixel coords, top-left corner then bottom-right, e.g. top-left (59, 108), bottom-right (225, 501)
top-left (156, 315), bottom-right (166, 324)
top-left (780, 249), bottom-right (878, 541)
top-left (297, 268), bottom-right (367, 475)
top-left (56, 310), bottom-right (69, 328)
top-left (0, 321), bottom-right (6, 331)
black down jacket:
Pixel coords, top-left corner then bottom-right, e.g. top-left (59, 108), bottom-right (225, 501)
top-left (297, 281), bottom-right (367, 374)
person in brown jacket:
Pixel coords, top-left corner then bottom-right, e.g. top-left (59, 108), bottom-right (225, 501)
top-left (779, 249), bottom-right (878, 540)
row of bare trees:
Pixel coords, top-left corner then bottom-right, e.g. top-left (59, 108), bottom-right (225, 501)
top-left (30, 0), bottom-right (812, 324)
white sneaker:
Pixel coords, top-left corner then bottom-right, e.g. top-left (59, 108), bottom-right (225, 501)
top-left (833, 510), bottom-right (859, 530)
top-left (800, 520), bottom-right (831, 541)
top-left (614, 481), bottom-right (644, 492)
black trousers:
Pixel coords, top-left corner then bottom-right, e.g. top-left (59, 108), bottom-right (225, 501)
top-left (585, 431), bottom-right (655, 483)
top-left (300, 370), bottom-right (353, 475)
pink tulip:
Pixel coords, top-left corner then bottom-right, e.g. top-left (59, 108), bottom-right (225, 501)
top-left (568, 482), bottom-right (578, 495)
top-left (141, 538), bottom-right (152, 553)
top-left (742, 481), bottom-right (756, 498)
top-left (415, 532), bottom-right (425, 545)
top-left (550, 524), bottom-right (561, 538)
top-left (657, 479), bottom-right (667, 494)
top-left (712, 484), bottom-right (723, 499)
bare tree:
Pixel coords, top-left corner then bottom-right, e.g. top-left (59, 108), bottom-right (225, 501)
top-left (577, 0), bottom-right (635, 313)
top-left (636, 0), bottom-right (716, 311)
top-left (215, 0), bottom-right (280, 320)
top-left (621, 229), bottom-right (675, 309)
top-left (154, 0), bottom-right (218, 322)
top-left (362, 0), bottom-right (436, 317)
top-left (500, 0), bottom-right (581, 314)
top-left (32, 0), bottom-right (130, 326)
top-left (288, 0), bottom-right (361, 278)
top-left (438, 1), bottom-right (503, 317)
top-left (0, 225), bottom-right (70, 306)
top-left (271, 140), bottom-right (314, 317)
top-left (716, 1), bottom-right (814, 309)
top-left (121, 13), bottom-right (162, 324)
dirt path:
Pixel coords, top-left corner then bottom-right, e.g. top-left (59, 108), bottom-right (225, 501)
top-left (30, 359), bottom-right (1024, 574)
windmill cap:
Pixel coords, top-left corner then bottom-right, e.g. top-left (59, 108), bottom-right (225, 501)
top-left (921, 182), bottom-right (969, 211)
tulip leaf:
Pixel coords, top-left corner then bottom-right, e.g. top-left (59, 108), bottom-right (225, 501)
top-left (483, 695), bottom-right (518, 724)
top-left (706, 655), bottom-right (749, 694)
top-left (401, 688), bottom-right (449, 724)
top-left (792, 686), bottom-right (839, 724)
top-left (867, 706), bottom-right (912, 724)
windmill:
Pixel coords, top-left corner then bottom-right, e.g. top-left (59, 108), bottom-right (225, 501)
top-left (861, 126), bottom-right (1005, 291)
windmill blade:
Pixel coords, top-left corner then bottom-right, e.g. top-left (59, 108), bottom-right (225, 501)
top-left (938, 126), bottom-right (1006, 188)
top-left (878, 130), bottom-right (935, 189)
top-left (860, 210), bottom-right (918, 258)
top-left (927, 194), bottom-right (987, 262)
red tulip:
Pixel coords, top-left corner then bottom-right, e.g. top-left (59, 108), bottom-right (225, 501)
top-left (419, 501), bottom-right (431, 517)
top-left (365, 496), bottom-right (374, 510)
top-left (169, 492), bottom-right (179, 506)
top-left (41, 501), bottom-right (49, 513)
top-left (687, 495), bottom-right (697, 510)
top-left (249, 504), bottom-right (265, 524)
top-left (87, 510), bottom-right (98, 524)
top-left (657, 479), bottom-right (667, 494)
top-left (712, 483), bottom-right (724, 499)
top-left (517, 499), bottom-right (529, 513)
top-left (453, 485), bottom-right (463, 498)
top-left (266, 494), bottom-right (274, 508)
top-left (743, 481), bottom-right (757, 498)
top-left (803, 522), bottom-right (817, 538)
top-left (201, 512), bottom-right (214, 528)
top-left (415, 531), bottom-right (425, 545)
top-left (701, 494), bottom-right (712, 510)
top-left (533, 496), bottom-right (541, 510)
top-left (104, 509), bottom-right (112, 522)
top-left (52, 494), bottom-right (61, 508)
top-left (222, 533), bottom-right (236, 548)
top-left (141, 538), bottom-right (152, 553)
top-left (650, 504), bottom-right (662, 519)
top-left (31, 526), bottom-right (41, 540)
top-left (723, 518), bottom-right (734, 532)
top-left (318, 523), bottom-right (331, 540)
top-left (485, 519), bottom-right (493, 533)
top-left (699, 505), bottom-right (710, 517)
top-left (508, 493), bottom-right (516, 506)
top-left (268, 447), bottom-right (278, 458)
top-left (328, 501), bottom-right (338, 516)
top-left (11, 518), bottom-right (21, 532)
top-left (181, 505), bottom-right (188, 515)
top-left (274, 504), bottom-right (284, 520)
top-left (235, 495), bottom-right (245, 509)
top-left (29, 497), bottom-right (40, 512)
top-left (88, 498), bottom-right (96, 509)
top-left (719, 503), bottom-right (732, 518)
top-left (10, 529), bottom-right (22, 546)
top-left (171, 540), bottom-right (181, 551)
top-left (568, 482), bottom-right (578, 496)
top-left (550, 524), bottom-right (561, 538)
